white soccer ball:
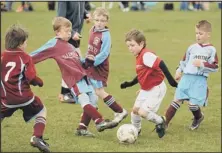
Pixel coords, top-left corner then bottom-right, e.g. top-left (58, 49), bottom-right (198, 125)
top-left (117, 124), bottom-right (138, 144)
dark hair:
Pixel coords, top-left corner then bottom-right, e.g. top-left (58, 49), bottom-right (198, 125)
top-left (5, 24), bottom-right (28, 49)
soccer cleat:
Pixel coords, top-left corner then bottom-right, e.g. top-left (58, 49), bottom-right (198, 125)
top-left (30, 136), bottom-right (50, 153)
top-left (58, 93), bottom-right (76, 103)
top-left (96, 120), bottom-right (119, 132)
top-left (75, 129), bottom-right (95, 137)
top-left (112, 108), bottom-right (128, 123)
top-left (155, 116), bottom-right (166, 138)
top-left (190, 113), bottom-right (204, 130)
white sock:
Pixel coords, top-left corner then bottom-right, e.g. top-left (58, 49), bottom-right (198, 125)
top-left (131, 112), bottom-right (142, 131)
top-left (146, 111), bottom-right (163, 124)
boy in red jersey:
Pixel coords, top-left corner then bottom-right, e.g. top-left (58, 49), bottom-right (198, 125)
top-left (82, 7), bottom-right (128, 124)
top-left (1, 24), bottom-right (50, 152)
top-left (120, 29), bottom-right (177, 138)
top-left (30, 17), bottom-right (118, 137)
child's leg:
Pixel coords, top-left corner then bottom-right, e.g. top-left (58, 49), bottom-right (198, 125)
top-left (96, 87), bottom-right (128, 123)
top-left (188, 102), bottom-right (204, 130)
top-left (76, 91), bottom-right (97, 131)
top-left (188, 103), bottom-right (203, 120)
top-left (188, 75), bottom-right (207, 130)
top-left (77, 93), bottom-right (118, 132)
top-left (59, 79), bottom-right (75, 103)
top-left (1, 102), bottom-right (17, 122)
top-left (137, 81), bottom-right (167, 138)
top-left (22, 96), bottom-right (49, 152)
top-left (131, 108), bottom-right (142, 133)
top-left (97, 87), bottom-right (123, 113)
top-left (165, 100), bottom-right (181, 126)
top-left (78, 93), bottom-right (103, 124)
top-left (72, 78), bottom-right (118, 132)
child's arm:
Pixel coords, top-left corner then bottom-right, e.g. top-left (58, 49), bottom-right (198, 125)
top-left (143, 52), bottom-right (178, 87)
top-left (175, 46), bottom-right (192, 80)
top-left (29, 38), bottom-right (57, 64)
top-left (25, 57), bottom-right (43, 87)
top-left (199, 50), bottom-right (219, 73)
top-left (93, 31), bottom-right (111, 66)
top-left (120, 76), bottom-right (138, 89)
top-left (159, 60), bottom-right (178, 87)
top-left (176, 47), bottom-right (191, 74)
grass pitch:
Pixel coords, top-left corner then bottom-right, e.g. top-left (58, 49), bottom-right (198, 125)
top-left (1, 2), bottom-right (221, 152)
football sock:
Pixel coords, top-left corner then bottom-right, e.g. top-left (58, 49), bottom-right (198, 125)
top-left (146, 111), bottom-right (163, 124)
top-left (78, 112), bottom-right (91, 130)
top-left (165, 101), bottom-right (180, 125)
top-left (83, 104), bottom-right (103, 124)
top-left (103, 95), bottom-right (123, 113)
top-left (131, 112), bottom-right (141, 130)
top-left (33, 116), bottom-right (46, 138)
top-left (189, 104), bottom-right (202, 120)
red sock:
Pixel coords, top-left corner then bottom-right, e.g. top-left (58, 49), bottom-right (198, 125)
top-left (165, 101), bottom-right (180, 125)
top-left (104, 95), bottom-right (123, 113)
top-left (78, 111), bottom-right (91, 130)
top-left (33, 116), bottom-right (46, 138)
top-left (83, 104), bottom-right (103, 124)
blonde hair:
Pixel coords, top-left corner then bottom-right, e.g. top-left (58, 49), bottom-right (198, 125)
top-left (93, 7), bottom-right (109, 20)
top-left (52, 17), bottom-right (72, 32)
top-left (125, 29), bottom-right (146, 47)
top-left (196, 20), bottom-right (212, 32)
top-left (5, 24), bottom-right (28, 49)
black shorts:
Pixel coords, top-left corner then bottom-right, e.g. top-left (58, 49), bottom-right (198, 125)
top-left (1, 96), bottom-right (44, 122)
top-left (68, 39), bottom-right (80, 48)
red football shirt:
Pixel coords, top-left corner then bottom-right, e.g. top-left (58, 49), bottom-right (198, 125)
top-left (1, 48), bottom-right (36, 106)
top-left (136, 48), bottom-right (164, 90)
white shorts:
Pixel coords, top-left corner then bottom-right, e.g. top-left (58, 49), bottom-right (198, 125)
top-left (134, 81), bottom-right (167, 113)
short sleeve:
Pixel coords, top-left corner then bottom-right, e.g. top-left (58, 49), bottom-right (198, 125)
top-left (143, 52), bottom-right (158, 68)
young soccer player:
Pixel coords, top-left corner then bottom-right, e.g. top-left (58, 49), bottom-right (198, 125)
top-left (120, 29), bottom-right (178, 138)
top-left (30, 17), bottom-right (118, 137)
top-left (164, 20), bottom-right (219, 130)
top-left (1, 24), bottom-right (50, 152)
top-left (82, 7), bottom-right (128, 124)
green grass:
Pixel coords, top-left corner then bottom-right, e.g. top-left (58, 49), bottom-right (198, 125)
top-left (1, 2), bottom-right (221, 152)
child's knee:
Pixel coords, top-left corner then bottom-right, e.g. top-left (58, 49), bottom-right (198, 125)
top-left (78, 93), bottom-right (90, 108)
top-left (95, 88), bottom-right (108, 98)
top-left (138, 108), bottom-right (148, 118)
top-left (132, 107), bottom-right (139, 115)
top-left (188, 102), bottom-right (200, 111)
top-left (36, 106), bottom-right (47, 119)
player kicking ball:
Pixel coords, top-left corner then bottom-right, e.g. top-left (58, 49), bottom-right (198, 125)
top-left (120, 29), bottom-right (178, 138)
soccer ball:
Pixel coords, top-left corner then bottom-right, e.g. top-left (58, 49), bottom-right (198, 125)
top-left (117, 124), bottom-right (138, 144)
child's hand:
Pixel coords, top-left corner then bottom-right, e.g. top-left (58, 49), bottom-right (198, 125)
top-left (72, 32), bottom-right (82, 40)
top-left (193, 59), bottom-right (202, 67)
top-left (86, 54), bottom-right (95, 61)
top-left (85, 13), bottom-right (92, 24)
top-left (174, 71), bottom-right (182, 81)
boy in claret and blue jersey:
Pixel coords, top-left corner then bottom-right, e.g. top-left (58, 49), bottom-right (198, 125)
top-left (1, 24), bottom-right (50, 152)
top-left (30, 17), bottom-right (118, 137)
top-left (83, 7), bottom-right (128, 124)
top-left (165, 20), bottom-right (219, 131)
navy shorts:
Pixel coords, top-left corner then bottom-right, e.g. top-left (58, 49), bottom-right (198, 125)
top-left (1, 96), bottom-right (44, 122)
